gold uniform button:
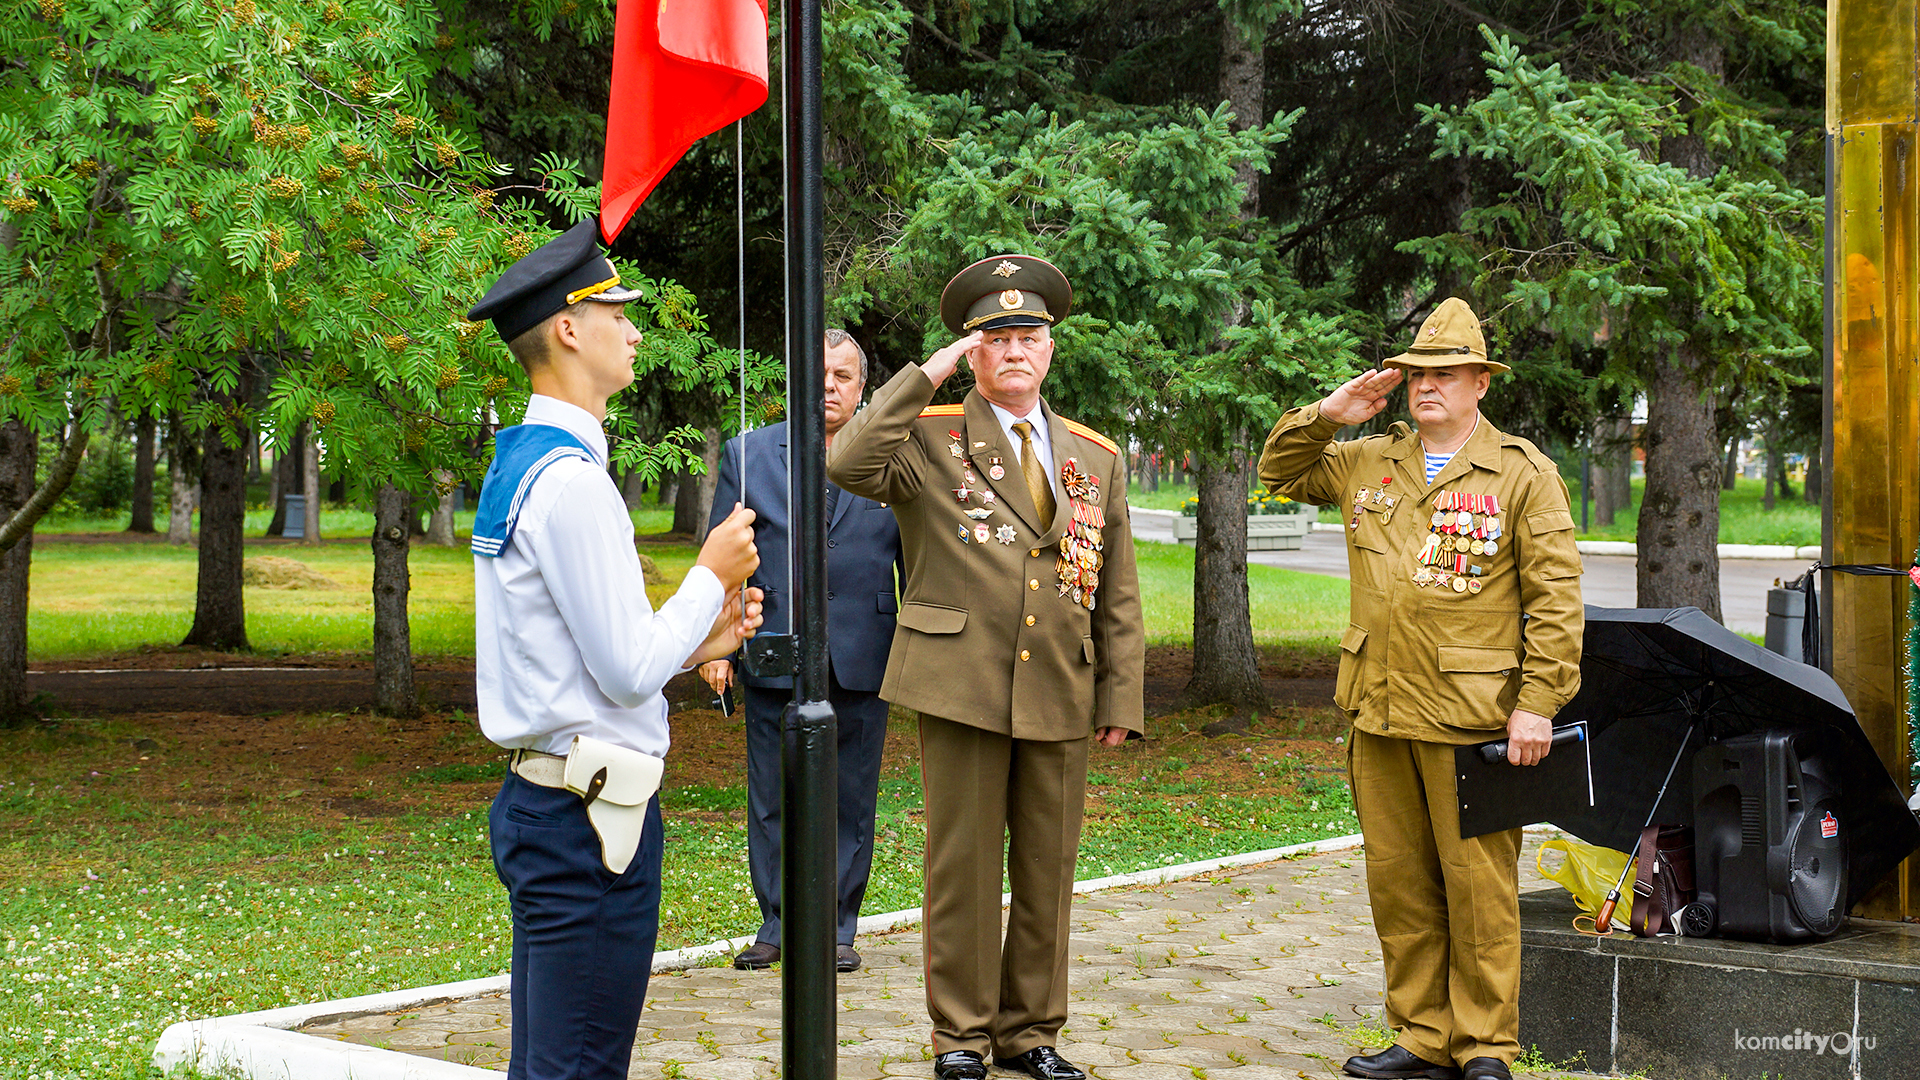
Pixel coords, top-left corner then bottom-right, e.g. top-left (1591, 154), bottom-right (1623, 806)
top-left (1029, 548), bottom-right (1041, 558)
top-left (1025, 615), bottom-right (1035, 626)
top-left (1029, 579), bottom-right (1039, 590)
top-left (1020, 650), bottom-right (1031, 661)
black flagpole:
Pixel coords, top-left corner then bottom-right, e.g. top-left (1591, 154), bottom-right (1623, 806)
top-left (781, 0), bottom-right (838, 1075)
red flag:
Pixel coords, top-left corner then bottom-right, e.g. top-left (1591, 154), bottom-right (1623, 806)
top-left (600, 0), bottom-right (769, 243)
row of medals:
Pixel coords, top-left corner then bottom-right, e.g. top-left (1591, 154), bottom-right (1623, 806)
top-left (1059, 459), bottom-right (1103, 611)
top-left (946, 433), bottom-right (1106, 611)
top-left (1412, 489), bottom-right (1504, 594)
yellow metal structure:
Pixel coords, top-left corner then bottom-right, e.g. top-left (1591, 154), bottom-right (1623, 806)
top-left (1826, 0), bottom-right (1919, 919)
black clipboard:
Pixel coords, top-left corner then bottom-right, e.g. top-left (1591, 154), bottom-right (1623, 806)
top-left (1455, 721), bottom-right (1593, 839)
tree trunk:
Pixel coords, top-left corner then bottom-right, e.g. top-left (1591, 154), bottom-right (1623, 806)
top-left (1591, 419), bottom-right (1621, 527)
top-left (621, 468), bottom-right (646, 510)
top-left (426, 470), bottom-right (457, 545)
top-left (1184, 6), bottom-right (1268, 724)
top-left (1722, 433), bottom-right (1740, 490)
top-left (1634, 24), bottom-right (1725, 618)
top-left (1612, 444), bottom-right (1632, 516)
top-left (182, 376), bottom-right (251, 650)
top-left (166, 413), bottom-right (199, 545)
top-left (672, 427), bottom-right (724, 541)
top-left (127, 413), bottom-right (156, 533)
top-left (264, 420), bottom-right (303, 536)
top-left (1763, 440), bottom-right (1779, 510)
top-left (301, 427), bottom-right (321, 543)
top-left (372, 482), bottom-right (418, 716)
top-left (1804, 441), bottom-right (1822, 505)
top-left (1187, 446), bottom-right (1266, 718)
top-left (1636, 348), bottom-right (1722, 620)
top-left (0, 421), bottom-right (36, 721)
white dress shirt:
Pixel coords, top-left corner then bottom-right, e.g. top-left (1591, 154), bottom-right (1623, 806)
top-left (475, 395), bottom-right (724, 758)
top-left (988, 399), bottom-right (1057, 489)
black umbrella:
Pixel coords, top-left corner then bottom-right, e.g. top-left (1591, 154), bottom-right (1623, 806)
top-left (1545, 605), bottom-right (1920, 915)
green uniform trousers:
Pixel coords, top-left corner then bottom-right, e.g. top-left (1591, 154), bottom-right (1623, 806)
top-left (1349, 727), bottom-right (1522, 1068)
top-left (918, 714), bottom-right (1089, 1059)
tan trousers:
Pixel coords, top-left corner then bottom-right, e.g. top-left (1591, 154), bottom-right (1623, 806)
top-left (918, 715), bottom-right (1088, 1058)
top-left (1349, 727), bottom-right (1522, 1068)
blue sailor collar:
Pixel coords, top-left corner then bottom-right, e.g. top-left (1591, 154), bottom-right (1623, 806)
top-left (471, 398), bottom-right (606, 558)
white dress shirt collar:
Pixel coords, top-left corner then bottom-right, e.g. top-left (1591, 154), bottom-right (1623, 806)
top-left (988, 398), bottom-right (1054, 478)
top-left (523, 394), bottom-right (609, 467)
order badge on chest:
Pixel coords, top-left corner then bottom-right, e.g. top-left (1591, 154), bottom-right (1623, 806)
top-left (1410, 489), bottom-right (1502, 594)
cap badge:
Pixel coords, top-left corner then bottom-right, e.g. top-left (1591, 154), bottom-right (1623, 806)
top-left (1426, 325), bottom-right (1438, 336)
top-left (999, 289), bottom-right (1023, 310)
top-left (992, 260), bottom-right (1020, 278)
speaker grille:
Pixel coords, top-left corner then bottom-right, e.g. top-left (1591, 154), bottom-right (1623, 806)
top-left (1787, 809), bottom-right (1846, 936)
top-left (1740, 795), bottom-right (1763, 848)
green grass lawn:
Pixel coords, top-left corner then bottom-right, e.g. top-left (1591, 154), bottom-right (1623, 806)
top-left (20, 530), bottom-right (1344, 661)
top-left (0, 513), bottom-right (1360, 1078)
top-left (34, 504), bottom-right (678, 538)
top-left (0, 706), bottom-right (1353, 1079)
top-left (1133, 473), bottom-right (1819, 547)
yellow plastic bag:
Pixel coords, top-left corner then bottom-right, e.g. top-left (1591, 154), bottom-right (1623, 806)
top-left (1536, 837), bottom-right (1632, 924)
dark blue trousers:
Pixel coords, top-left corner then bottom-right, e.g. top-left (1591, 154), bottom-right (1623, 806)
top-left (743, 677), bottom-right (889, 947)
top-left (490, 773), bottom-right (663, 1080)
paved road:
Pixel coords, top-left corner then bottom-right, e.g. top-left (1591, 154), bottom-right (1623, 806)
top-left (1130, 511), bottom-right (1811, 637)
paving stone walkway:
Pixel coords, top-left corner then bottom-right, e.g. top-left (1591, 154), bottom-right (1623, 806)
top-left (303, 838), bottom-right (1595, 1078)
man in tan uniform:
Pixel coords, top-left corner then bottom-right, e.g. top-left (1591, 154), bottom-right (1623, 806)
top-left (1259, 298), bottom-right (1584, 1080)
top-left (828, 254), bottom-right (1145, 1080)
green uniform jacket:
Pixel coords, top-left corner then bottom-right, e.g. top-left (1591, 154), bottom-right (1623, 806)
top-left (827, 366), bottom-right (1145, 741)
top-left (1259, 404), bottom-right (1584, 743)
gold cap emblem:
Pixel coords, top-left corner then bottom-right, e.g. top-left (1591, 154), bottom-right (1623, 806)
top-left (992, 260), bottom-right (1020, 278)
top-left (999, 289), bottom-right (1024, 310)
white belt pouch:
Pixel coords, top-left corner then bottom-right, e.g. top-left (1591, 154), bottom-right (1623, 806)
top-left (563, 735), bottom-right (664, 875)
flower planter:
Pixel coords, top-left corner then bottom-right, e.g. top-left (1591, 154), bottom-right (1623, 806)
top-left (1172, 507), bottom-right (1316, 550)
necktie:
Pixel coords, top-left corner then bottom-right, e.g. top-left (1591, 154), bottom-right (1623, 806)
top-left (1012, 420), bottom-right (1056, 525)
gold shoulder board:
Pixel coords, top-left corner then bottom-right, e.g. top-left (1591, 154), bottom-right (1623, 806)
top-left (1063, 419), bottom-right (1119, 456)
top-left (919, 404), bottom-right (965, 418)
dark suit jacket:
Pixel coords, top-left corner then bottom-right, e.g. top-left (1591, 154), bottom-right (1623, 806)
top-left (709, 421), bottom-right (904, 692)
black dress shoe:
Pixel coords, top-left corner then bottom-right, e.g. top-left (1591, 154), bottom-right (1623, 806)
top-left (993, 1046), bottom-right (1087, 1080)
top-left (732, 942), bottom-right (780, 970)
top-left (1343, 1045), bottom-right (1462, 1080)
top-left (836, 944), bottom-right (862, 972)
top-left (1462, 1059), bottom-right (1511, 1080)
top-left (933, 1050), bottom-right (987, 1080)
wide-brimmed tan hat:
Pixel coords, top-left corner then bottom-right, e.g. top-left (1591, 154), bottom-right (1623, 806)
top-left (1383, 297), bottom-right (1509, 374)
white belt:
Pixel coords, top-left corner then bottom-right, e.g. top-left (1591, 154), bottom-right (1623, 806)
top-left (509, 748), bottom-right (568, 787)
top-left (507, 739), bottom-right (663, 875)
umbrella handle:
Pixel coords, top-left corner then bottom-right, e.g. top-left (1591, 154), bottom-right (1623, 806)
top-left (1595, 889), bottom-right (1621, 935)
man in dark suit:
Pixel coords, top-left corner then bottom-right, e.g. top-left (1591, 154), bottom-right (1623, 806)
top-left (699, 329), bottom-right (904, 974)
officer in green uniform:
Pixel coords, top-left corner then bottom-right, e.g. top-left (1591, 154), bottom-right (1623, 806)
top-left (828, 255), bottom-right (1146, 1080)
top-left (1258, 298), bottom-right (1584, 1080)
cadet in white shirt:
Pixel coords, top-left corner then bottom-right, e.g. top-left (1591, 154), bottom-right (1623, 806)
top-left (466, 219), bottom-right (764, 1080)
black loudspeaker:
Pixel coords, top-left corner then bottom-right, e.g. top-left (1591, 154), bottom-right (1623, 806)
top-left (1691, 730), bottom-right (1848, 941)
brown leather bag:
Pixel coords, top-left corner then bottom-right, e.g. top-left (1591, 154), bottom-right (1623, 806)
top-left (1629, 824), bottom-right (1696, 937)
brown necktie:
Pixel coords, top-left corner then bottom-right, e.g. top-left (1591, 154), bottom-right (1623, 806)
top-left (1012, 420), bottom-right (1056, 524)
